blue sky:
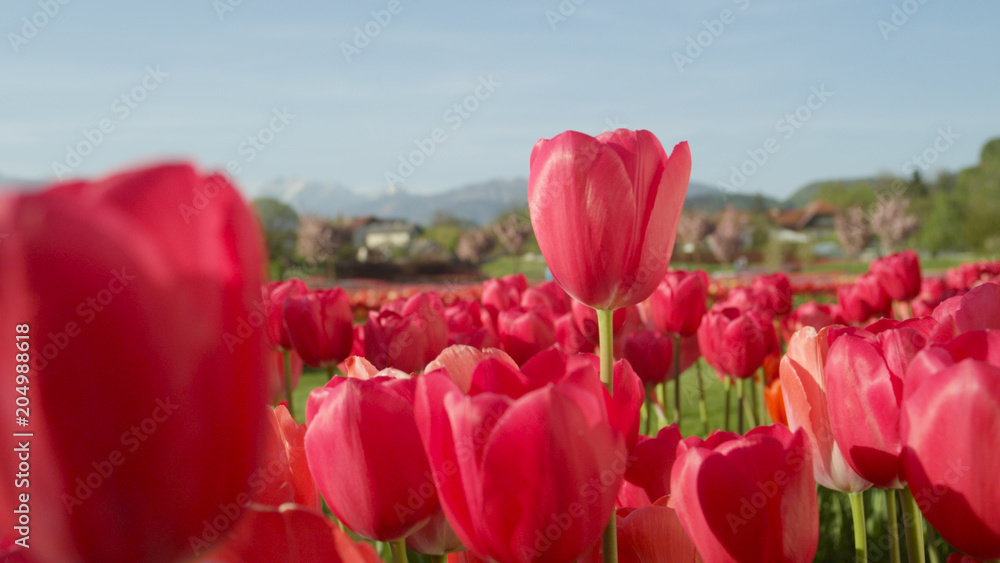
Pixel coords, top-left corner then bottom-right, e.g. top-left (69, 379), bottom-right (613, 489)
top-left (2, 0), bottom-right (998, 200)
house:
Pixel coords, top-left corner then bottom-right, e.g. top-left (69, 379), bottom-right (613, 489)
top-left (768, 200), bottom-right (839, 243)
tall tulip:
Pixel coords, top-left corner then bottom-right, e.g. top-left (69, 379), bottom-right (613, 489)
top-left (0, 163), bottom-right (269, 562)
top-left (528, 129), bottom-right (691, 310)
top-left (670, 426), bottom-right (818, 562)
top-left (283, 288), bottom-right (354, 369)
top-left (649, 270), bottom-right (709, 337)
top-left (779, 327), bottom-right (871, 493)
top-left (697, 306), bottom-right (775, 380)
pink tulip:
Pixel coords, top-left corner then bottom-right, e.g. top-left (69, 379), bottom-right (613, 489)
top-left (623, 425), bottom-right (683, 504)
top-left (415, 366), bottom-right (626, 563)
top-left (364, 309), bottom-right (430, 373)
top-left (902, 358), bottom-right (1000, 559)
top-left (752, 272), bottom-right (794, 317)
top-left (528, 129), bottom-right (691, 310)
top-left (670, 426), bottom-right (818, 562)
top-left (401, 291), bottom-right (449, 361)
top-left (616, 498), bottom-right (702, 563)
top-left (0, 163), bottom-right (269, 562)
top-left (497, 306), bottom-right (557, 365)
top-left (571, 300), bottom-right (628, 345)
top-left (623, 331), bottom-right (675, 387)
top-left (445, 300), bottom-right (498, 349)
top-left (697, 306), bottom-right (775, 379)
top-left (779, 327), bottom-right (871, 492)
top-left (264, 278), bottom-right (308, 350)
top-left (649, 270), bottom-right (709, 337)
top-left (871, 250), bottom-right (922, 302)
top-left (781, 301), bottom-right (841, 342)
top-left (283, 288), bottom-right (354, 368)
top-left (555, 312), bottom-right (596, 355)
top-left (425, 344), bottom-right (519, 394)
top-left (520, 280), bottom-right (571, 315)
top-left (254, 405), bottom-right (320, 510)
top-left (928, 282), bottom-right (1000, 342)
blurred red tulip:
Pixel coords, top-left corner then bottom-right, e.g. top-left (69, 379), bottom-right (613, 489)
top-left (497, 306), bottom-right (557, 365)
top-left (305, 370), bottom-right (440, 541)
top-left (670, 426), bottom-right (818, 563)
top-left (264, 278), bottom-right (308, 350)
top-left (555, 311), bottom-right (596, 355)
top-left (528, 129), bottom-right (691, 310)
top-left (902, 358), bottom-right (1000, 560)
top-left (871, 250), bottom-right (922, 302)
top-left (364, 309), bottom-right (429, 373)
top-left (255, 405), bottom-right (320, 510)
top-left (616, 497), bottom-right (702, 563)
top-left (782, 301), bottom-right (840, 342)
top-left (401, 291), bottom-right (449, 361)
top-left (415, 366), bottom-right (626, 563)
top-left (283, 288), bottom-right (354, 368)
top-left (697, 306), bottom-right (775, 379)
top-left (0, 163), bottom-right (269, 562)
top-left (203, 504), bottom-right (382, 563)
top-left (445, 300), bottom-right (498, 349)
top-left (269, 347), bottom-right (303, 402)
top-left (838, 273), bottom-right (892, 324)
top-left (780, 327), bottom-right (872, 493)
top-left (521, 280), bottom-right (571, 315)
top-left (623, 331), bottom-right (675, 387)
top-left (928, 282), bottom-right (1000, 342)
top-left (649, 270), bottom-right (709, 337)
top-left (752, 272), bottom-right (794, 317)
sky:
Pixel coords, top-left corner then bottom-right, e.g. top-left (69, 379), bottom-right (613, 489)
top-left (2, 0), bottom-right (998, 201)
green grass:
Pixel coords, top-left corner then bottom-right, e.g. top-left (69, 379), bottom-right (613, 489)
top-left (480, 255), bottom-right (549, 281)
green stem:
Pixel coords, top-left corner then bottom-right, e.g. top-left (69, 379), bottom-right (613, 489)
top-left (661, 380), bottom-right (672, 427)
top-left (429, 555), bottom-right (447, 563)
top-left (740, 378), bottom-right (756, 430)
top-left (849, 491), bottom-right (868, 563)
top-left (737, 378), bottom-right (745, 434)
top-left (696, 361), bottom-right (709, 436)
top-left (758, 370), bottom-right (767, 424)
top-left (724, 376), bottom-right (732, 432)
top-left (673, 334), bottom-right (682, 432)
top-left (886, 488), bottom-right (901, 563)
top-left (596, 307), bottom-right (618, 563)
top-left (326, 365), bottom-right (338, 380)
top-left (644, 393), bottom-right (654, 435)
top-left (900, 487), bottom-right (926, 563)
top-left (389, 539), bottom-right (408, 563)
top-left (283, 351), bottom-right (295, 422)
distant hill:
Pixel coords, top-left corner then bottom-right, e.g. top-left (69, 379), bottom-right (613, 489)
top-left (784, 177), bottom-right (894, 208)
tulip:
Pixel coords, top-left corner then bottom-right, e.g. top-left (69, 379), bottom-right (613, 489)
top-left (555, 311), bottom-right (595, 355)
top-left (415, 367), bottom-right (625, 563)
top-left (616, 498), bottom-right (701, 563)
top-left (424, 344), bottom-right (519, 394)
top-left (282, 288), bottom-right (354, 368)
top-left (649, 270), bottom-right (709, 337)
top-left (571, 300), bottom-right (628, 346)
top-left (901, 359), bottom-right (1000, 560)
top-left (928, 281), bottom-right (1000, 342)
top-left (779, 327), bottom-right (872, 492)
top-left (824, 325), bottom-right (928, 488)
top-left (497, 306), bottom-right (557, 365)
top-left (838, 274), bottom-right (892, 324)
top-left (871, 250), bottom-right (922, 302)
top-left (305, 370), bottom-right (440, 541)
top-left (752, 272), bottom-right (794, 317)
top-left (203, 504), bottom-right (382, 563)
top-left (264, 278), bottom-right (308, 350)
top-left (623, 331), bottom-right (675, 387)
top-left (364, 308), bottom-right (430, 373)
top-left (781, 301), bottom-right (840, 342)
top-left (269, 347), bottom-right (303, 402)
top-left (254, 405), bottom-right (320, 510)
top-left (697, 306), bottom-right (775, 380)
top-left (623, 425), bottom-right (683, 504)
top-left (0, 163), bottom-right (269, 562)
top-left (670, 425), bottom-right (818, 562)
top-left (445, 300), bottom-right (498, 349)
top-left (401, 291), bottom-right (449, 362)
top-left (521, 280), bottom-right (571, 315)
top-left (528, 129), bottom-right (691, 310)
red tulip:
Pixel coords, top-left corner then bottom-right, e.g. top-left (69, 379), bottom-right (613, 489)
top-left (203, 504), bottom-right (382, 563)
top-left (424, 344), bottom-right (519, 394)
top-left (623, 331), bottom-right (675, 387)
top-left (928, 282), bottom-right (1000, 342)
top-left (520, 280), bottom-right (571, 315)
top-left (364, 309), bottom-right (429, 373)
top-left (649, 270), bottom-right (709, 337)
top-left (837, 274), bottom-right (892, 323)
top-left (251, 405), bottom-right (320, 510)
top-left (555, 312), bottom-right (595, 355)
top-left (269, 347), bottom-right (303, 402)
top-left (670, 426), bottom-right (818, 562)
top-left (0, 163), bottom-right (269, 562)
top-left (283, 288), bottom-right (354, 368)
top-left (902, 359), bottom-right (1000, 559)
top-left (616, 498), bottom-right (701, 563)
top-left (528, 129), bottom-right (691, 310)
top-left (571, 300), bottom-right (628, 345)
top-left (415, 366), bottom-right (626, 563)
top-left (401, 291), bottom-right (449, 362)
top-left (781, 301), bottom-right (840, 342)
top-left (752, 272), bottom-right (793, 317)
top-left (824, 324), bottom-right (928, 488)
top-left (697, 306), bottom-right (775, 379)
top-left (779, 327), bottom-right (872, 492)
top-left (305, 370), bottom-right (440, 541)
top-left (623, 425), bottom-right (683, 504)
top-left (482, 275), bottom-right (525, 321)
top-left (497, 306), bottom-right (557, 365)
top-left (445, 300), bottom-right (498, 349)
top-left (264, 278), bottom-right (308, 350)
top-left (871, 250), bottom-right (922, 302)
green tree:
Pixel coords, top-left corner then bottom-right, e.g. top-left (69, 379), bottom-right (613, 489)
top-left (252, 197), bottom-right (299, 273)
top-left (919, 190), bottom-right (962, 256)
top-left (955, 138), bottom-right (1000, 250)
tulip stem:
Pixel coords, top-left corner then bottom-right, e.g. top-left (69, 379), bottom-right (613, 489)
top-left (596, 307), bottom-right (618, 563)
top-left (429, 556), bottom-right (446, 563)
top-left (596, 309), bottom-right (615, 394)
top-left (644, 393), bottom-right (654, 435)
top-left (723, 376), bottom-right (732, 432)
top-left (283, 350), bottom-right (295, 422)
top-left (900, 487), bottom-right (926, 563)
top-left (673, 334), bottom-right (682, 432)
top-left (886, 488), bottom-right (901, 563)
top-left (389, 539), bottom-right (408, 563)
top-left (661, 381), bottom-right (672, 427)
top-left (326, 366), bottom-right (338, 380)
top-left (736, 378), bottom-right (756, 432)
top-left (696, 361), bottom-right (709, 436)
top-left (758, 369), bottom-right (767, 425)
top-left (849, 491), bottom-right (868, 563)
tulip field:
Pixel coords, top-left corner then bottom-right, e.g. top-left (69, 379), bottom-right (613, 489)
top-left (3, 133), bottom-right (1000, 563)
